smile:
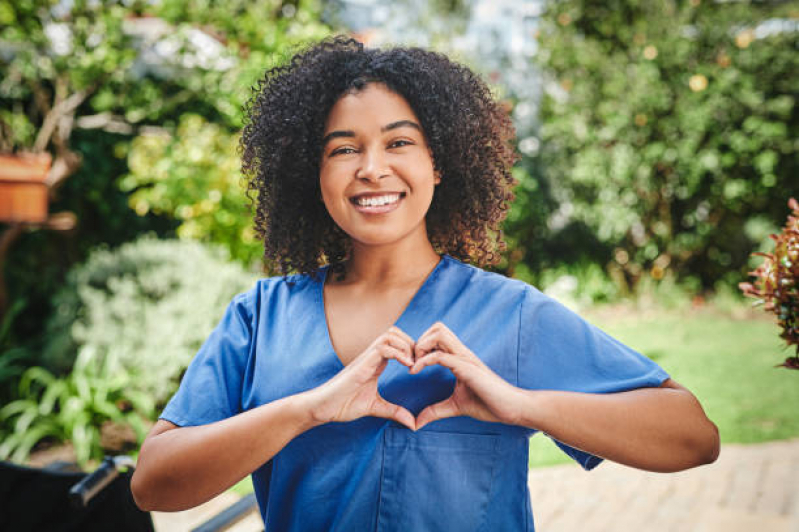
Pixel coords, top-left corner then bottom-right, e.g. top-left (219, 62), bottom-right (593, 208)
top-left (350, 192), bottom-right (406, 214)
top-left (353, 193), bottom-right (402, 206)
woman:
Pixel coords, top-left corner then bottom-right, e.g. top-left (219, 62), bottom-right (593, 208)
top-left (131, 37), bottom-right (719, 531)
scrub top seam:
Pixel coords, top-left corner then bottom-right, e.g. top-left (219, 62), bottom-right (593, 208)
top-left (516, 286), bottom-right (525, 389)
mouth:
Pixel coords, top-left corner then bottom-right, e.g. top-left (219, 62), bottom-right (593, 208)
top-left (349, 192), bottom-right (406, 214)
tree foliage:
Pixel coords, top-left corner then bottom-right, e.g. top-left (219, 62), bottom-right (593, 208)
top-left (122, 115), bottom-right (261, 265)
top-left (533, 0), bottom-right (799, 289)
top-left (0, 0), bottom-right (329, 341)
top-left (42, 236), bottom-right (258, 400)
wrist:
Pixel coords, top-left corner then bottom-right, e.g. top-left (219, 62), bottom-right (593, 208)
top-left (294, 387), bottom-right (332, 429)
top-left (281, 389), bottom-right (326, 432)
top-left (513, 388), bottom-right (548, 430)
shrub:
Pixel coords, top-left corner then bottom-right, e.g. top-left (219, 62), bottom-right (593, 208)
top-left (0, 349), bottom-right (154, 465)
top-left (534, 262), bottom-right (621, 307)
top-left (535, 0), bottom-right (799, 289)
top-left (0, 300), bottom-right (32, 403)
top-left (121, 114), bottom-right (263, 267)
top-left (740, 198), bottom-right (799, 369)
top-left (42, 236), bottom-right (259, 401)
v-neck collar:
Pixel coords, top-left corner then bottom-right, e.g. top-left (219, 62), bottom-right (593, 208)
top-left (316, 255), bottom-right (450, 369)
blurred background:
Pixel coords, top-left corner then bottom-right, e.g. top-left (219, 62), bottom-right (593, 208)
top-left (0, 0), bottom-right (797, 517)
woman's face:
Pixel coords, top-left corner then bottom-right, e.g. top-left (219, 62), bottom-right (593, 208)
top-left (319, 83), bottom-right (439, 249)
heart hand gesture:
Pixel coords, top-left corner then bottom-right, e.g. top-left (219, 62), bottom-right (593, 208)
top-left (308, 327), bottom-right (417, 430)
top-left (411, 322), bottom-right (523, 430)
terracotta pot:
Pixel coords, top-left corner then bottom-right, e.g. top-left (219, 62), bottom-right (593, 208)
top-left (0, 153), bottom-right (52, 224)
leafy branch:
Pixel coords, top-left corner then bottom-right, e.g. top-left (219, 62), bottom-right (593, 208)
top-left (740, 198), bottom-right (799, 369)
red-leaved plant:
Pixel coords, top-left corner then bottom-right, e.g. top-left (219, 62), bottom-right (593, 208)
top-left (739, 198), bottom-right (799, 370)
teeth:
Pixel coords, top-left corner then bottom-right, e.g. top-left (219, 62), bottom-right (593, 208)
top-left (356, 194), bottom-right (401, 207)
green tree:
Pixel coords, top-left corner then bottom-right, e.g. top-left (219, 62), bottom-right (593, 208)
top-left (0, 0), bottom-right (329, 344)
top-left (534, 0), bottom-right (798, 290)
top-left (122, 114), bottom-right (261, 265)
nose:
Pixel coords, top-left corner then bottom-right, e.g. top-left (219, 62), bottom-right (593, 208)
top-left (355, 147), bottom-right (389, 182)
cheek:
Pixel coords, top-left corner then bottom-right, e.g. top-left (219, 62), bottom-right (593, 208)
top-left (319, 168), bottom-right (338, 202)
top-left (318, 172), bottom-right (348, 225)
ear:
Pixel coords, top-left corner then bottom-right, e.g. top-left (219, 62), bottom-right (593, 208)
top-left (434, 171), bottom-right (442, 185)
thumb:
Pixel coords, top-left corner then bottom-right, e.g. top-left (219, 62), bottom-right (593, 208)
top-left (371, 396), bottom-right (416, 431)
top-left (416, 397), bottom-right (460, 430)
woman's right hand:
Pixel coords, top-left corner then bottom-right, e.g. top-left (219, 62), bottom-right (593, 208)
top-left (306, 326), bottom-right (416, 430)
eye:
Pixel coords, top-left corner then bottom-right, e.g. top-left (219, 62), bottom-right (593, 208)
top-left (388, 139), bottom-right (413, 149)
top-left (330, 146), bottom-right (357, 156)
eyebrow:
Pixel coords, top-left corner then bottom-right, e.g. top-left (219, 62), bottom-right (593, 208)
top-left (321, 120), bottom-right (422, 147)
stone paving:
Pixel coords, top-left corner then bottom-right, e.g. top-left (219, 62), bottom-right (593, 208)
top-left (529, 438), bottom-right (799, 532)
top-left (153, 438), bottom-right (799, 532)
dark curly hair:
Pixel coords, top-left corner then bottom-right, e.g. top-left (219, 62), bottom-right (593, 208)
top-left (240, 36), bottom-right (518, 275)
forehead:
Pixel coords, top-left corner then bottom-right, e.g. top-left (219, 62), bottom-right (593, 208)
top-left (324, 83), bottom-right (420, 132)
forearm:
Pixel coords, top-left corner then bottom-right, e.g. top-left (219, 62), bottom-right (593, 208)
top-left (517, 382), bottom-right (720, 472)
top-left (132, 391), bottom-right (318, 511)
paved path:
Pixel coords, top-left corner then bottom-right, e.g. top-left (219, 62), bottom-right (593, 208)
top-left (529, 439), bottom-right (799, 532)
top-left (153, 439), bottom-right (799, 532)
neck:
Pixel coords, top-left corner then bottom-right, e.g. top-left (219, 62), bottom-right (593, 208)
top-left (339, 237), bottom-right (441, 288)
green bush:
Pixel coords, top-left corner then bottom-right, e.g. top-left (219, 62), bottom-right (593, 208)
top-left (0, 300), bottom-right (32, 402)
top-left (0, 350), bottom-right (154, 465)
top-left (42, 236), bottom-right (258, 402)
top-left (533, 262), bottom-right (621, 306)
top-left (534, 0), bottom-right (799, 289)
top-left (121, 114), bottom-right (262, 266)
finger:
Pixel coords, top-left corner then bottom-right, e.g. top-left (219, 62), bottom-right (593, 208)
top-left (414, 330), bottom-right (441, 358)
top-left (415, 322), bottom-right (460, 357)
top-left (410, 350), bottom-right (459, 374)
top-left (387, 326), bottom-right (415, 347)
top-left (416, 397), bottom-right (459, 430)
top-left (378, 343), bottom-right (414, 367)
top-left (371, 396), bottom-right (416, 431)
top-left (384, 332), bottom-right (414, 362)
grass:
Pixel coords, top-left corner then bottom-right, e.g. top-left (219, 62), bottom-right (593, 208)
top-left (529, 301), bottom-right (799, 468)
top-left (230, 476), bottom-right (255, 497)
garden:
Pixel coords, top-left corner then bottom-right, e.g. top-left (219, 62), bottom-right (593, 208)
top-left (0, 0), bottom-right (797, 482)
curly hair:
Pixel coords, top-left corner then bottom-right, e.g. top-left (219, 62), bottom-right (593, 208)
top-left (240, 36), bottom-right (518, 275)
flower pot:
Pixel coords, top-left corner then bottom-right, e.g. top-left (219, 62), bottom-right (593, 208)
top-left (0, 153), bottom-right (51, 224)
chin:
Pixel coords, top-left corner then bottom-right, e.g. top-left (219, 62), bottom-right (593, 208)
top-left (350, 233), bottom-right (405, 247)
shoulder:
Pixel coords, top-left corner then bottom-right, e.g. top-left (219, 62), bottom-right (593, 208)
top-left (232, 268), bottom-right (325, 318)
top-left (442, 256), bottom-right (577, 321)
top-left (442, 255), bottom-right (532, 301)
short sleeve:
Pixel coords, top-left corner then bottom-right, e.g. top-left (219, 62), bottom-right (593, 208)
top-left (160, 290), bottom-right (254, 427)
top-left (518, 286), bottom-right (669, 469)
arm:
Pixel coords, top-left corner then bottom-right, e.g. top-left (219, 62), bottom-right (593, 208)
top-left (132, 327), bottom-right (416, 511)
top-left (515, 378), bottom-right (720, 472)
top-left (131, 394), bottom-right (316, 511)
top-left (412, 322), bottom-right (720, 473)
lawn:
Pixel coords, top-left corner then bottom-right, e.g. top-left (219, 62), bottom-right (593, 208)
top-left (529, 303), bottom-right (799, 468)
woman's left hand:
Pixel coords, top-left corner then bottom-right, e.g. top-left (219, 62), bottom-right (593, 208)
top-left (411, 322), bottom-right (523, 429)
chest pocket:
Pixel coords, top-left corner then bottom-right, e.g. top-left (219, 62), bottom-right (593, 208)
top-left (377, 428), bottom-right (500, 532)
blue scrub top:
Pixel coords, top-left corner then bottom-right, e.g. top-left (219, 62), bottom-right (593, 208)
top-left (161, 255), bottom-right (669, 531)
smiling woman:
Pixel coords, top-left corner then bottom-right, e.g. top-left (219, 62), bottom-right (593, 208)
top-left (130, 36), bottom-right (720, 531)
top-left (319, 85), bottom-right (439, 253)
top-left (238, 37), bottom-right (516, 276)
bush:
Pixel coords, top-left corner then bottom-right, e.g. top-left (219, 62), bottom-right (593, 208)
top-left (740, 198), bottom-right (799, 369)
top-left (0, 300), bottom-right (32, 403)
top-left (532, 262), bottom-right (621, 307)
top-left (535, 0), bottom-right (799, 289)
top-left (121, 114), bottom-right (262, 266)
top-left (0, 350), bottom-right (155, 465)
top-left (42, 236), bottom-right (259, 402)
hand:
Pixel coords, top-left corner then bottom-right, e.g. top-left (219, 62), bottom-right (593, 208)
top-left (411, 322), bottom-right (523, 430)
top-left (308, 327), bottom-right (417, 430)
